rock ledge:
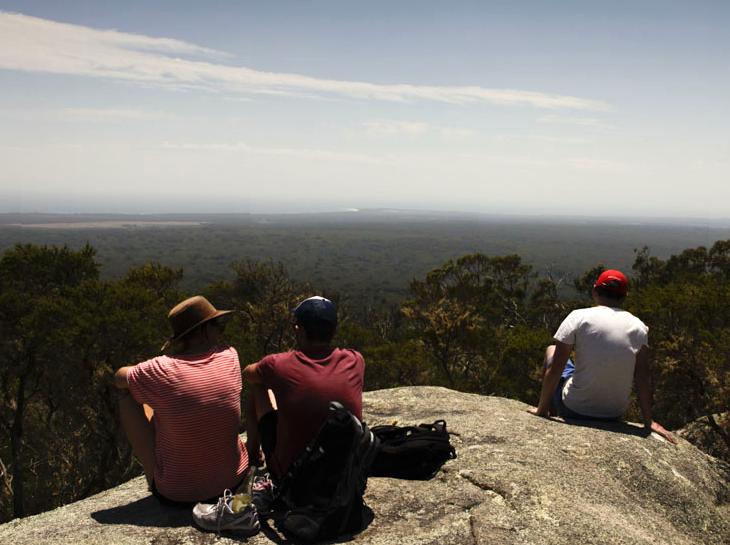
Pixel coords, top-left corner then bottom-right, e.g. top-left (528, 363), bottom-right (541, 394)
top-left (1, 386), bottom-right (728, 545)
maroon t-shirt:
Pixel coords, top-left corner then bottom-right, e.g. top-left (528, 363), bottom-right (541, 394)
top-left (253, 348), bottom-right (364, 477)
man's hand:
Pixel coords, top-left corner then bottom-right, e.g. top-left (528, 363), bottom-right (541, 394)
top-left (647, 421), bottom-right (677, 444)
top-left (527, 407), bottom-right (549, 418)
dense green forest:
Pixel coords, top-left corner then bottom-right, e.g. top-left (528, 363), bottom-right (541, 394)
top-left (2, 212), bottom-right (728, 307)
top-left (1, 223), bottom-right (729, 523)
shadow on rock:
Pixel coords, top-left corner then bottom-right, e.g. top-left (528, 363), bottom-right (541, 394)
top-left (259, 504), bottom-right (374, 545)
top-left (561, 417), bottom-right (652, 438)
top-left (91, 495), bottom-right (191, 528)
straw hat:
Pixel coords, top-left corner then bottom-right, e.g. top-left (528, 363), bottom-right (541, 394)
top-left (161, 295), bottom-right (232, 351)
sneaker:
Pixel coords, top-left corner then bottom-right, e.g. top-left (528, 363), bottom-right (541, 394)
top-left (252, 473), bottom-right (276, 514)
top-left (192, 489), bottom-right (260, 536)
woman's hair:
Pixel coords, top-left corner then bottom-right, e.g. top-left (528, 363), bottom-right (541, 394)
top-left (178, 318), bottom-right (224, 349)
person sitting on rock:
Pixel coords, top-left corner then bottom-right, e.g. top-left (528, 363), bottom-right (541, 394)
top-left (114, 295), bottom-right (250, 505)
top-left (529, 269), bottom-right (676, 443)
top-left (242, 296), bottom-right (365, 482)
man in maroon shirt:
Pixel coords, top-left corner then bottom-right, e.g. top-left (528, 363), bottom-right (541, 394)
top-left (242, 296), bottom-right (365, 480)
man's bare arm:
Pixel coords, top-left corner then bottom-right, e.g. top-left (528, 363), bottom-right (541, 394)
top-left (114, 367), bottom-right (132, 390)
top-left (634, 346), bottom-right (676, 444)
top-left (531, 341), bottom-right (572, 417)
top-left (242, 363), bottom-right (263, 385)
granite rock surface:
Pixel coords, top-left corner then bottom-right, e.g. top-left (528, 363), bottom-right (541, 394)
top-left (1, 386), bottom-right (728, 545)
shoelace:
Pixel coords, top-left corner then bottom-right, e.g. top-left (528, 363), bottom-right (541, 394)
top-left (215, 489), bottom-right (234, 535)
top-left (252, 477), bottom-right (273, 492)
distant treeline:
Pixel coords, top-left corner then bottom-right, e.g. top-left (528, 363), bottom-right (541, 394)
top-left (1, 241), bottom-right (729, 522)
top-left (2, 217), bottom-right (728, 308)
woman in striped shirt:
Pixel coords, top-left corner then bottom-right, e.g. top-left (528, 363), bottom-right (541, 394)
top-left (114, 296), bottom-right (249, 504)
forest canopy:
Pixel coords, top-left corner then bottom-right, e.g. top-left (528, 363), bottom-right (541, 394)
top-left (0, 241), bottom-right (729, 522)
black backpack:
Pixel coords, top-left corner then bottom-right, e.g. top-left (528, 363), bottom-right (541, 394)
top-left (368, 420), bottom-right (457, 480)
top-left (273, 401), bottom-right (379, 542)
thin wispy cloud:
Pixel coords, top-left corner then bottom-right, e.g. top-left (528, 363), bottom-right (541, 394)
top-left (59, 108), bottom-right (178, 122)
top-left (362, 120), bottom-right (430, 135)
top-left (0, 12), bottom-right (609, 111)
top-left (161, 140), bottom-right (623, 172)
top-left (162, 141), bottom-right (385, 165)
top-left (538, 114), bottom-right (615, 130)
top-left (362, 119), bottom-right (476, 138)
top-left (0, 106), bottom-right (177, 123)
top-left (493, 134), bottom-right (588, 144)
top-left (486, 155), bottom-right (626, 172)
top-left (439, 127), bottom-right (477, 139)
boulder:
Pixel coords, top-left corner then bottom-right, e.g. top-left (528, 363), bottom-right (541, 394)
top-left (1, 386), bottom-right (728, 545)
top-left (677, 412), bottom-right (730, 464)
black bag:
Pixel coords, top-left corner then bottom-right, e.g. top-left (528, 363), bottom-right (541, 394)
top-left (274, 401), bottom-right (379, 542)
top-left (368, 420), bottom-right (457, 480)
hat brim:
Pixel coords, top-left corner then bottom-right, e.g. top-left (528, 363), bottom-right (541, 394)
top-left (169, 309), bottom-right (233, 342)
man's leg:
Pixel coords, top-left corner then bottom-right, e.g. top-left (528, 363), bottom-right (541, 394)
top-left (542, 345), bottom-right (560, 417)
top-left (118, 392), bottom-right (155, 485)
top-left (245, 384), bottom-right (277, 467)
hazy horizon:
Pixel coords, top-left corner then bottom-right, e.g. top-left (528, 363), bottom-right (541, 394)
top-left (2, 193), bottom-right (730, 223)
top-left (3, 206), bottom-right (730, 230)
top-left (1, 2), bottom-right (729, 218)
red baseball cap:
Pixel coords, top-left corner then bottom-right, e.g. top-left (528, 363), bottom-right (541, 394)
top-left (593, 269), bottom-right (629, 296)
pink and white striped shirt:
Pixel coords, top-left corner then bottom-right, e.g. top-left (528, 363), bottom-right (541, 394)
top-left (128, 346), bottom-right (248, 502)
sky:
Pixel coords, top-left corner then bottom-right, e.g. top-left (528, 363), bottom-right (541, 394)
top-left (0, 1), bottom-right (728, 217)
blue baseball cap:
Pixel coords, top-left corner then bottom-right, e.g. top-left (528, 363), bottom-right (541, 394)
top-left (292, 296), bottom-right (337, 325)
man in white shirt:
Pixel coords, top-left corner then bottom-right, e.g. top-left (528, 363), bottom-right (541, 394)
top-left (530, 269), bottom-right (675, 443)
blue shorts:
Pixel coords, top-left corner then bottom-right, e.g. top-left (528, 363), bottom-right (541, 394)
top-left (551, 359), bottom-right (618, 421)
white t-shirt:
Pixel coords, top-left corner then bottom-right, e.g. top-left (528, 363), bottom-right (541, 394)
top-left (554, 305), bottom-right (649, 418)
